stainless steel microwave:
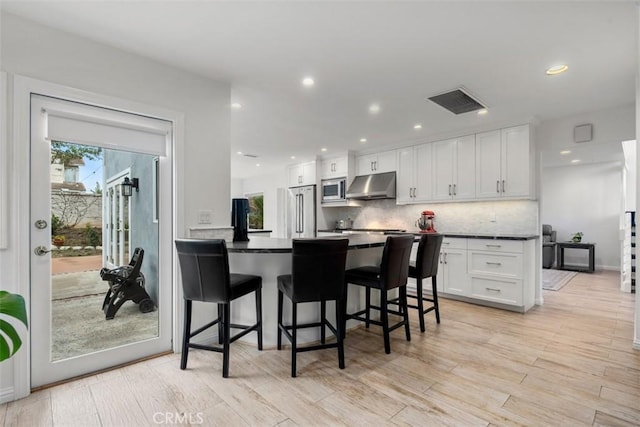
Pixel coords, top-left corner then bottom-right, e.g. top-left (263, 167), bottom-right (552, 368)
top-left (321, 178), bottom-right (346, 203)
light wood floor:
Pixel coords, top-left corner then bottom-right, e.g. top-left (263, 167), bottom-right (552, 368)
top-left (2, 270), bottom-right (638, 426)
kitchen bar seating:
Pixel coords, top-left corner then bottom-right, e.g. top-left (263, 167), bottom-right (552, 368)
top-left (277, 239), bottom-right (349, 377)
top-left (175, 239), bottom-right (263, 378)
top-left (407, 233), bottom-right (444, 332)
top-left (343, 234), bottom-right (414, 354)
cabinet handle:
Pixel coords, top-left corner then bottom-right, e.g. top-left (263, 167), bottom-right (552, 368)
top-left (453, 184), bottom-right (457, 196)
top-left (485, 287), bottom-right (501, 292)
top-left (374, 161), bottom-right (378, 171)
top-left (448, 184), bottom-right (452, 196)
top-left (444, 253), bottom-right (448, 264)
top-left (486, 262), bottom-right (502, 266)
top-left (496, 180), bottom-right (500, 193)
top-left (486, 244), bottom-right (501, 248)
top-left (502, 180), bottom-right (505, 193)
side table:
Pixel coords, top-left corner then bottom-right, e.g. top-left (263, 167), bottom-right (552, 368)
top-left (556, 242), bottom-right (595, 273)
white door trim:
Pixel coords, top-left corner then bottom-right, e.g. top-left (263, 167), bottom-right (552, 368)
top-left (11, 74), bottom-right (185, 400)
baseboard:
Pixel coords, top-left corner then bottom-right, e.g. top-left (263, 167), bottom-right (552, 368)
top-left (633, 339), bottom-right (640, 350)
top-left (0, 386), bottom-right (14, 404)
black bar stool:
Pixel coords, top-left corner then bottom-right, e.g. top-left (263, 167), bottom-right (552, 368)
top-left (407, 233), bottom-right (444, 332)
top-left (277, 238), bottom-right (349, 377)
top-left (343, 234), bottom-right (414, 354)
top-left (175, 239), bottom-right (263, 378)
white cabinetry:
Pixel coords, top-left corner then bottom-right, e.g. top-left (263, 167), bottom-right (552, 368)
top-left (466, 239), bottom-right (534, 311)
top-left (432, 135), bottom-right (475, 200)
top-left (476, 124), bottom-right (531, 199)
top-left (320, 156), bottom-right (348, 180)
top-left (438, 238), bottom-right (468, 296)
top-left (287, 161), bottom-right (316, 187)
top-left (356, 150), bottom-right (396, 175)
top-left (396, 144), bottom-right (432, 204)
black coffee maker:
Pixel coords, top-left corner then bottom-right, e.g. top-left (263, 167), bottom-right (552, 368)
top-left (231, 198), bottom-right (250, 242)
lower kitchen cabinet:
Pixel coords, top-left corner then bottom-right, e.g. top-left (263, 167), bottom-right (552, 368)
top-left (438, 238), bottom-right (468, 296)
top-left (437, 236), bottom-right (535, 312)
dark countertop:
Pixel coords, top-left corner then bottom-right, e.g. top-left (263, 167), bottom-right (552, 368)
top-left (226, 234), bottom-right (415, 253)
top-left (319, 228), bottom-right (538, 240)
top-left (318, 228), bottom-right (406, 234)
top-left (248, 229), bottom-right (273, 234)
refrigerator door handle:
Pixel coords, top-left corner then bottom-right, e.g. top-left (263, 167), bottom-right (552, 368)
top-left (300, 193), bottom-right (304, 235)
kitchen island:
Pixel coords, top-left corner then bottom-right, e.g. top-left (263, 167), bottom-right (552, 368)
top-left (225, 234), bottom-right (397, 347)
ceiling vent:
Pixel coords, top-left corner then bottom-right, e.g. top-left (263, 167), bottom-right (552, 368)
top-left (427, 87), bottom-right (487, 115)
top-left (243, 153), bottom-right (259, 158)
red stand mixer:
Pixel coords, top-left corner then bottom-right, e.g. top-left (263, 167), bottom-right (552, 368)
top-left (416, 210), bottom-right (436, 233)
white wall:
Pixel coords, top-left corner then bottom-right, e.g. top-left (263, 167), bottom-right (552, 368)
top-left (541, 161), bottom-right (622, 270)
top-left (0, 12), bottom-right (231, 400)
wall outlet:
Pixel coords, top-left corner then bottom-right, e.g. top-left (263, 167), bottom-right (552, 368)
top-left (489, 212), bottom-right (497, 222)
top-left (198, 210), bottom-right (213, 224)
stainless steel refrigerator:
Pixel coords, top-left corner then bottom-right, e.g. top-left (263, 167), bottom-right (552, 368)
top-left (287, 185), bottom-right (317, 238)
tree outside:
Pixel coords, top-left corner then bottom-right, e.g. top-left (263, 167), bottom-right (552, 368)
top-left (248, 194), bottom-right (264, 229)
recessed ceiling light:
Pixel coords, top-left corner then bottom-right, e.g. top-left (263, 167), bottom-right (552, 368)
top-left (360, 138), bottom-right (367, 143)
top-left (290, 156), bottom-right (296, 160)
top-left (256, 163), bottom-right (260, 167)
top-left (414, 124), bottom-right (422, 130)
top-left (477, 109), bottom-right (488, 115)
top-left (571, 159), bottom-right (581, 163)
top-left (236, 151), bottom-right (243, 155)
top-left (560, 150), bottom-right (571, 155)
top-left (321, 147), bottom-right (327, 152)
top-left (302, 77), bottom-right (315, 87)
top-left (369, 103), bottom-right (380, 114)
top-left (231, 103), bottom-right (242, 109)
top-left (546, 64), bottom-right (569, 75)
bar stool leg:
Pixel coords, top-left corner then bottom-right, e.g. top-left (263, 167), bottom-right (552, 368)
top-left (291, 302), bottom-right (298, 377)
top-left (180, 299), bottom-right (192, 370)
top-left (222, 304), bottom-right (231, 378)
top-left (336, 299), bottom-right (345, 369)
top-left (432, 276), bottom-right (440, 324)
top-left (256, 287), bottom-right (263, 350)
top-left (365, 287), bottom-right (371, 328)
top-left (277, 289), bottom-right (283, 350)
top-left (381, 290), bottom-right (391, 354)
top-left (401, 286), bottom-right (411, 342)
top-left (320, 300), bottom-right (326, 344)
top-left (416, 277), bottom-right (426, 333)
top-left (217, 303), bottom-right (224, 344)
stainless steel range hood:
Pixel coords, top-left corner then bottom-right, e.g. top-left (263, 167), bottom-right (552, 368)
top-left (346, 171), bottom-right (396, 200)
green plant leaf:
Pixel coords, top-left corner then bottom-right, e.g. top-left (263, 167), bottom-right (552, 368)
top-left (0, 291), bottom-right (28, 327)
top-left (0, 320), bottom-right (22, 361)
top-left (0, 291), bottom-right (28, 361)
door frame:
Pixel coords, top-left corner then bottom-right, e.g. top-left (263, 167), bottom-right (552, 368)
top-left (11, 75), bottom-right (185, 399)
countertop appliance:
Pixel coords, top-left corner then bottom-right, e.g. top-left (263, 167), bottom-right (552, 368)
top-left (346, 171), bottom-right (396, 200)
top-left (335, 218), bottom-right (353, 230)
top-left (321, 178), bottom-right (346, 203)
top-left (416, 210), bottom-right (436, 233)
top-left (287, 185), bottom-right (317, 238)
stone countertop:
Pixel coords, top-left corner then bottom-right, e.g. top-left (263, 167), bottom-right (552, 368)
top-left (317, 228), bottom-right (406, 233)
top-left (226, 234), bottom-right (415, 253)
top-left (436, 232), bottom-right (538, 240)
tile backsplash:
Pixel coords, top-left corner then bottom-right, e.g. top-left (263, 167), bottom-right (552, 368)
top-left (323, 199), bottom-right (539, 235)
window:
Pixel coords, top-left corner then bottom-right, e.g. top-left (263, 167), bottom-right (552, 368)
top-left (247, 193), bottom-right (263, 230)
top-left (64, 166), bottom-right (79, 183)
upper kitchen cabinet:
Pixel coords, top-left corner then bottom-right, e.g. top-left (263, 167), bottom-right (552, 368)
top-left (432, 135), bottom-right (476, 201)
top-left (319, 153), bottom-right (354, 181)
top-left (287, 161), bottom-right (317, 187)
top-left (475, 124), bottom-right (531, 199)
top-left (396, 143), bottom-right (433, 204)
top-left (355, 149), bottom-right (397, 175)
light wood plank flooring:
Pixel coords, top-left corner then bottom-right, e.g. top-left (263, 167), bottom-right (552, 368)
top-left (2, 270), bottom-right (638, 426)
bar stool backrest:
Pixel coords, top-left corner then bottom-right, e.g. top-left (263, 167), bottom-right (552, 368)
top-left (175, 239), bottom-right (231, 303)
top-left (415, 234), bottom-right (444, 279)
top-left (379, 235), bottom-right (415, 290)
top-left (291, 239), bottom-right (349, 303)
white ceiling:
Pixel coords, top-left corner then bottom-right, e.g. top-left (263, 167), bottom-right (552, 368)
top-left (2, 1), bottom-right (636, 178)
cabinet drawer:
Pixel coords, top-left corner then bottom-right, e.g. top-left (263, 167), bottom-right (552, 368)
top-left (440, 237), bottom-right (467, 250)
top-left (468, 252), bottom-right (522, 278)
top-left (470, 276), bottom-right (522, 305)
top-left (468, 239), bottom-right (523, 253)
